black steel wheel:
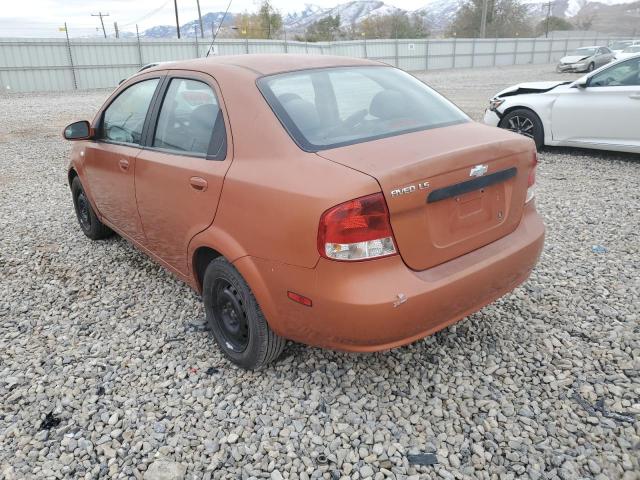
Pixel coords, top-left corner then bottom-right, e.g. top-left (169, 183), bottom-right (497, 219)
top-left (211, 278), bottom-right (250, 353)
top-left (499, 108), bottom-right (544, 149)
top-left (70, 176), bottom-right (112, 240)
top-left (203, 257), bottom-right (286, 369)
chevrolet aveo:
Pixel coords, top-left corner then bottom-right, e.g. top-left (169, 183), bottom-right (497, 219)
top-left (64, 55), bottom-right (545, 369)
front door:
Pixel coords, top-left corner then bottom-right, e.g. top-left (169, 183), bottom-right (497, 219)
top-left (134, 72), bottom-right (232, 275)
top-left (84, 76), bottom-right (161, 243)
top-left (551, 57), bottom-right (640, 148)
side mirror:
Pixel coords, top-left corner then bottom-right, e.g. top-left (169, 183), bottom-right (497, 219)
top-left (573, 78), bottom-right (589, 89)
top-left (63, 120), bottom-right (93, 140)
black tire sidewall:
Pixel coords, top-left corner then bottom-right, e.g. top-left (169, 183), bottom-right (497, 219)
top-left (500, 109), bottom-right (544, 150)
top-left (588, 63), bottom-right (595, 72)
top-left (203, 258), bottom-right (271, 369)
top-left (71, 177), bottom-right (111, 240)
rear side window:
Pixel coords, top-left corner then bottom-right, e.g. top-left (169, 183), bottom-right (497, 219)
top-left (153, 78), bottom-right (226, 159)
top-left (102, 78), bottom-right (159, 145)
top-left (258, 66), bottom-right (469, 152)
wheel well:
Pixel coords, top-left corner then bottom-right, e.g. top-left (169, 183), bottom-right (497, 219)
top-left (193, 247), bottom-right (222, 290)
top-left (500, 106), bottom-right (545, 136)
top-left (68, 168), bottom-right (78, 187)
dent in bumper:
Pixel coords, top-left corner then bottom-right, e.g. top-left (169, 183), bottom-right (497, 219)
top-left (248, 203), bottom-right (545, 351)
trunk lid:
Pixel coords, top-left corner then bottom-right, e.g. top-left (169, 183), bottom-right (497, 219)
top-left (316, 122), bottom-right (534, 271)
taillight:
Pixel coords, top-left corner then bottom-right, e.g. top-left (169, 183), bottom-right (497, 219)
top-left (526, 152), bottom-right (538, 203)
top-left (318, 193), bottom-right (397, 261)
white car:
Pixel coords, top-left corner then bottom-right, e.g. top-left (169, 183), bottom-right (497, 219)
top-left (483, 55), bottom-right (640, 154)
top-left (616, 45), bottom-right (640, 60)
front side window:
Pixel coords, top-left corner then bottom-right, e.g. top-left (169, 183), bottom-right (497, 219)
top-left (102, 79), bottom-right (159, 144)
top-left (258, 66), bottom-right (469, 151)
top-left (153, 78), bottom-right (226, 158)
top-left (590, 57), bottom-right (640, 87)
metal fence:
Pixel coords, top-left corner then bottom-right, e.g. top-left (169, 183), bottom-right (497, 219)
top-left (0, 36), bottom-right (617, 92)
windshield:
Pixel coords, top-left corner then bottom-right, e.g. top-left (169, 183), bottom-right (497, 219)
top-left (623, 46), bottom-right (640, 53)
top-left (572, 48), bottom-right (597, 56)
top-left (610, 41), bottom-right (632, 50)
top-left (258, 66), bottom-right (469, 151)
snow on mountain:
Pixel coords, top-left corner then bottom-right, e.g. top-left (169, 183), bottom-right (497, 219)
top-left (139, 0), bottom-right (637, 38)
top-left (285, 1), bottom-right (403, 30)
top-left (411, 0), bottom-right (466, 32)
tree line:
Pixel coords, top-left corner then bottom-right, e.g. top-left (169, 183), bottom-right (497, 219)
top-left (232, 0), bottom-right (578, 41)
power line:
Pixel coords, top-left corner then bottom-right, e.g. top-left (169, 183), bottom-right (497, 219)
top-left (91, 12), bottom-right (110, 38)
top-left (120, 0), bottom-right (171, 28)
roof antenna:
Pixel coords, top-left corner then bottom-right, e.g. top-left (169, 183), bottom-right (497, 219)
top-left (206, 0), bottom-right (233, 57)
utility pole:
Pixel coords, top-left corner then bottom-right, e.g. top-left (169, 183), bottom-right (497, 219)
top-left (174, 0), bottom-right (181, 39)
top-left (91, 12), bottom-right (109, 38)
top-left (114, 21), bottom-right (119, 39)
top-left (545, 1), bottom-right (552, 38)
top-left (196, 0), bottom-right (204, 38)
top-left (480, 0), bottom-right (489, 38)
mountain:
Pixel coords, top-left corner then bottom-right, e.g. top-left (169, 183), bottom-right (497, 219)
top-left (412, 0), bottom-right (466, 32)
top-left (285, 1), bottom-right (403, 30)
top-left (139, 0), bottom-right (639, 38)
top-left (143, 12), bottom-right (236, 38)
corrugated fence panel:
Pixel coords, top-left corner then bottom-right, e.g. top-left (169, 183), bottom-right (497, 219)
top-left (0, 36), bottom-right (615, 92)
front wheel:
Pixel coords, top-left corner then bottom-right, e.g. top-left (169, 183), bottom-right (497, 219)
top-left (203, 258), bottom-right (286, 369)
top-left (587, 62), bottom-right (595, 72)
top-left (71, 177), bottom-right (112, 240)
top-left (499, 109), bottom-right (544, 149)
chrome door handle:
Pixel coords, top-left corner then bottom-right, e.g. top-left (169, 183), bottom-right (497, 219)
top-left (189, 176), bottom-right (208, 192)
top-left (118, 158), bottom-right (129, 171)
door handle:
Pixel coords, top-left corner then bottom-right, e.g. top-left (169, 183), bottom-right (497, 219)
top-left (189, 176), bottom-right (208, 192)
top-left (118, 158), bottom-right (129, 171)
top-left (629, 93), bottom-right (640, 100)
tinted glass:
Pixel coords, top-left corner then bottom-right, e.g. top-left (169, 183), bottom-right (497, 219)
top-left (102, 79), bottom-right (159, 144)
top-left (259, 66), bottom-right (469, 151)
top-left (590, 57), bottom-right (640, 87)
top-left (153, 78), bottom-right (225, 158)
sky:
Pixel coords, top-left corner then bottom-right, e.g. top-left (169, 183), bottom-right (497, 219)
top-left (0, 0), bottom-right (433, 37)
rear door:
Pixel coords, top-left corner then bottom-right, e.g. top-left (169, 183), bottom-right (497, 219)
top-left (84, 75), bottom-right (162, 243)
top-left (552, 57), bottom-right (640, 148)
top-left (134, 71), bottom-right (232, 275)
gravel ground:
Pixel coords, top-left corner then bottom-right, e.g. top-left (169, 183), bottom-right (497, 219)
top-left (1, 63), bottom-right (639, 480)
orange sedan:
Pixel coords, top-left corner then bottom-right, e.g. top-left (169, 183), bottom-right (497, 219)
top-left (63, 55), bottom-right (544, 369)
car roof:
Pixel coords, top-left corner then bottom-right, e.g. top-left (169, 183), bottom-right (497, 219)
top-left (142, 54), bottom-right (382, 77)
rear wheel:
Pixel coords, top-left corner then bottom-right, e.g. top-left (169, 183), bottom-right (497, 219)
top-left (499, 109), bottom-right (544, 149)
top-left (71, 177), bottom-right (112, 240)
top-left (203, 257), bottom-right (285, 369)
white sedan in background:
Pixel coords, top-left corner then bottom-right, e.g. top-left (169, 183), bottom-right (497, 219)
top-left (483, 55), bottom-right (640, 154)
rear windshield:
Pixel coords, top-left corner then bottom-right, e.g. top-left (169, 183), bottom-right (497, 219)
top-left (257, 66), bottom-right (469, 151)
top-left (572, 47), bottom-right (597, 56)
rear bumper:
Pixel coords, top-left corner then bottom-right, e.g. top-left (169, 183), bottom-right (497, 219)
top-left (244, 203), bottom-right (544, 351)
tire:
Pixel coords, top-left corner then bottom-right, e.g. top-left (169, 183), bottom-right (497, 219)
top-left (499, 108), bottom-right (544, 150)
top-left (587, 62), bottom-right (595, 72)
top-left (203, 257), bottom-right (286, 369)
top-left (71, 176), bottom-right (112, 240)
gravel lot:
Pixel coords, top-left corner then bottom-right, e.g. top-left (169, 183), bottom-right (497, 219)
top-left (1, 63), bottom-right (639, 480)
